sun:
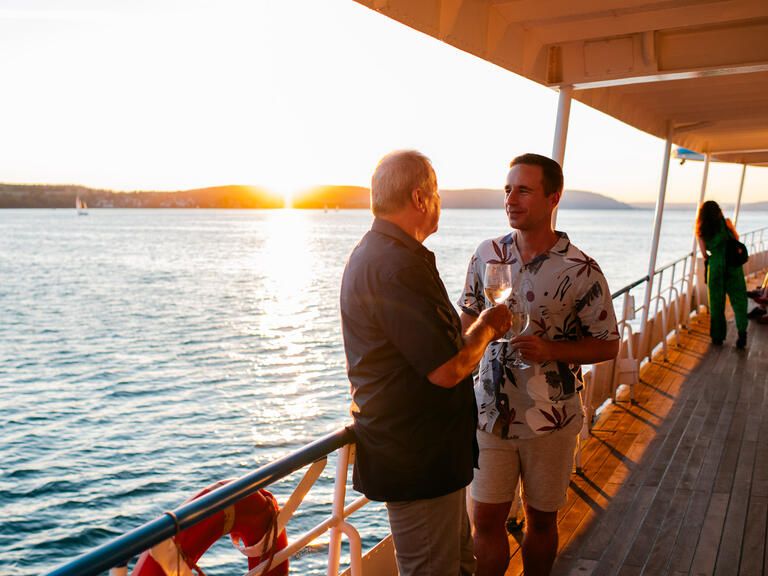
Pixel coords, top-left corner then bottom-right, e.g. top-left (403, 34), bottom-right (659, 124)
top-left (282, 190), bottom-right (293, 209)
top-left (264, 185), bottom-right (294, 209)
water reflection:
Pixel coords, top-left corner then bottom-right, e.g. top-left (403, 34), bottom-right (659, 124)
top-left (249, 210), bottom-right (317, 442)
top-left (259, 209), bottom-right (313, 329)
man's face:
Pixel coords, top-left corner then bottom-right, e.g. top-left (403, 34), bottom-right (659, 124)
top-left (424, 179), bottom-right (441, 236)
top-left (504, 163), bottom-right (558, 231)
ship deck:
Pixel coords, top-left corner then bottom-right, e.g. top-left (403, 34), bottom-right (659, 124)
top-left (506, 278), bottom-right (768, 575)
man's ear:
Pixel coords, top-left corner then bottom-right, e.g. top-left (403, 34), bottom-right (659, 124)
top-left (411, 188), bottom-right (426, 212)
top-left (550, 189), bottom-right (562, 209)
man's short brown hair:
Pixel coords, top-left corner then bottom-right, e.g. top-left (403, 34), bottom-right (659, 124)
top-left (510, 153), bottom-right (563, 197)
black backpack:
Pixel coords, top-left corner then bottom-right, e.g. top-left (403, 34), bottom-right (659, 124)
top-left (725, 227), bottom-right (749, 268)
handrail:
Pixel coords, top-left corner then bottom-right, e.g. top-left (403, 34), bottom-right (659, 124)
top-left (609, 253), bottom-right (693, 302)
top-left (47, 427), bottom-right (355, 576)
top-left (654, 251), bottom-right (693, 275)
top-left (611, 275), bottom-right (649, 300)
top-left (609, 224), bottom-right (768, 303)
top-left (742, 224), bottom-right (768, 238)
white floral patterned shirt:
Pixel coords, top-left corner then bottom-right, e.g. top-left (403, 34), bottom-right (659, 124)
top-left (458, 231), bottom-right (619, 439)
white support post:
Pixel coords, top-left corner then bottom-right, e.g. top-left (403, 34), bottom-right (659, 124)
top-left (733, 163), bottom-right (747, 227)
top-left (327, 445), bottom-right (351, 576)
top-left (551, 85), bottom-right (572, 228)
top-left (687, 153), bottom-right (710, 318)
top-left (638, 131), bottom-right (672, 361)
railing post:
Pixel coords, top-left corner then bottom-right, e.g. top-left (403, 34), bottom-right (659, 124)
top-left (327, 444), bottom-right (352, 576)
top-left (654, 269), bottom-right (664, 317)
top-left (669, 262), bottom-right (678, 335)
top-left (551, 85), bottom-right (572, 228)
top-left (638, 129), bottom-right (672, 361)
top-left (658, 296), bottom-right (669, 361)
top-left (680, 255), bottom-right (690, 328)
top-left (611, 291), bottom-right (631, 402)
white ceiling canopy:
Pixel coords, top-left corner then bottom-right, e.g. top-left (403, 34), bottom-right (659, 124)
top-left (354, 0), bottom-right (768, 165)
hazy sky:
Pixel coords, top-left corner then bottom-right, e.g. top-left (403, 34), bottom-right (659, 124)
top-left (1, 0), bottom-right (766, 204)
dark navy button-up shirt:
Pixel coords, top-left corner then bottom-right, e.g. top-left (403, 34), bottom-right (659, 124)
top-left (341, 218), bottom-right (478, 502)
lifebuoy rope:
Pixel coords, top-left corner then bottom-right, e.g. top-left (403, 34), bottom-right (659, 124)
top-left (163, 509), bottom-right (208, 576)
top-left (256, 498), bottom-right (279, 576)
top-left (232, 492), bottom-right (282, 576)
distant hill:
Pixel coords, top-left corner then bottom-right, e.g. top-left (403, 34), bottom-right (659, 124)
top-left (293, 186), bottom-right (633, 210)
top-left (0, 184), bottom-right (283, 209)
top-left (559, 190), bottom-right (633, 210)
top-left (630, 201), bottom-right (768, 211)
top-left (292, 185), bottom-right (369, 209)
top-left (3, 182), bottom-right (662, 210)
top-left (434, 188), bottom-right (632, 209)
top-left (442, 189), bottom-right (500, 208)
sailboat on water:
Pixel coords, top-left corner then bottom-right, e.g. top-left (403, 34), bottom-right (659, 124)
top-left (75, 195), bottom-right (88, 216)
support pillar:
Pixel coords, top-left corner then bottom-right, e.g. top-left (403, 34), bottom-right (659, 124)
top-left (733, 164), bottom-right (746, 227)
top-left (551, 85), bottom-right (572, 228)
top-left (687, 153), bottom-right (710, 316)
top-left (638, 130), bottom-right (672, 361)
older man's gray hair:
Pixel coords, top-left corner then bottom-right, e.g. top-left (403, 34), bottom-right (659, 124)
top-left (371, 150), bottom-right (437, 216)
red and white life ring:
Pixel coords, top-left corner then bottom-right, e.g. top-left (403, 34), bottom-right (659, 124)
top-left (132, 480), bottom-right (288, 576)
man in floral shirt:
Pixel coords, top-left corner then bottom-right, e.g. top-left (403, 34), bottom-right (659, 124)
top-left (458, 153), bottom-right (619, 576)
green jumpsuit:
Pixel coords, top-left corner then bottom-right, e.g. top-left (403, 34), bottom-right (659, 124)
top-left (704, 222), bottom-right (748, 342)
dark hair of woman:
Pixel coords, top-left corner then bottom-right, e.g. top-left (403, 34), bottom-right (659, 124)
top-left (696, 200), bottom-right (724, 241)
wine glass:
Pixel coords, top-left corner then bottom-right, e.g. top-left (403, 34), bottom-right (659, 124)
top-left (509, 297), bottom-right (530, 368)
top-left (484, 263), bottom-right (512, 342)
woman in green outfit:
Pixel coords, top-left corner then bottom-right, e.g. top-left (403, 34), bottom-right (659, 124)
top-left (696, 200), bottom-right (748, 348)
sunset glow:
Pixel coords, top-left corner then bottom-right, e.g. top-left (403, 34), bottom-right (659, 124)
top-left (0, 0), bottom-right (766, 204)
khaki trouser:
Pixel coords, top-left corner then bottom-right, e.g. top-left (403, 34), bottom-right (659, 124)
top-left (386, 487), bottom-right (475, 576)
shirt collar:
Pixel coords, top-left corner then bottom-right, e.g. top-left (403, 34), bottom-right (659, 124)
top-left (502, 231), bottom-right (571, 264)
top-left (372, 217), bottom-right (428, 255)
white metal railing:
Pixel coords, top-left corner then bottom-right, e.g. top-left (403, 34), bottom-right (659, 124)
top-left (242, 447), bottom-right (371, 576)
top-left (229, 443), bottom-right (391, 576)
top-left (581, 228), bottom-right (768, 436)
top-left (743, 226), bottom-right (768, 277)
top-left (579, 251), bottom-right (693, 431)
top-left (52, 428), bottom-right (398, 576)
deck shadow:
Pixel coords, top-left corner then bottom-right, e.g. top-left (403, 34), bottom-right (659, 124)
top-left (503, 301), bottom-right (768, 576)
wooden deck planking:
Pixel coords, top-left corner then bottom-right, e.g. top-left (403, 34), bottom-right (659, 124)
top-left (715, 369), bottom-right (761, 576)
top-left (502, 273), bottom-right (768, 576)
top-left (739, 499), bottom-right (768, 576)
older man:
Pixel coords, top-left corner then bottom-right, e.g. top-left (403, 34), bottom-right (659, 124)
top-left (341, 150), bottom-right (511, 576)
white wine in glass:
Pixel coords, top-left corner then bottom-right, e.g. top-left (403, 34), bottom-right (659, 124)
top-left (483, 263), bottom-right (513, 305)
top-left (484, 285), bottom-right (512, 305)
top-left (484, 263), bottom-right (513, 342)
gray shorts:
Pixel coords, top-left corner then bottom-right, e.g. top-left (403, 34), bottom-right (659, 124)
top-left (386, 487), bottom-right (475, 576)
top-left (471, 415), bottom-right (582, 512)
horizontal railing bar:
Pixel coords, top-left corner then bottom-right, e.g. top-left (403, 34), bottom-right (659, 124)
top-left (611, 250), bottom-right (696, 301)
top-left (612, 275), bottom-right (650, 299)
top-left (47, 427), bottom-right (355, 576)
top-left (654, 251), bottom-right (693, 275)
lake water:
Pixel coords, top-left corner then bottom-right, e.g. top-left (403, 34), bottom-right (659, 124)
top-left (1, 208), bottom-right (766, 575)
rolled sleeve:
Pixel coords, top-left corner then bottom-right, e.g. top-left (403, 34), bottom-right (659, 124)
top-left (456, 253), bottom-right (484, 317)
top-left (576, 273), bottom-right (619, 341)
